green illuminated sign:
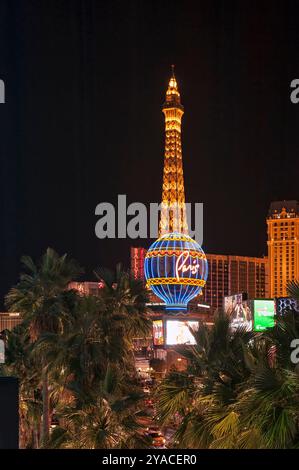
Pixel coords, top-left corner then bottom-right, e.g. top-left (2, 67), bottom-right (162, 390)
top-left (253, 300), bottom-right (275, 331)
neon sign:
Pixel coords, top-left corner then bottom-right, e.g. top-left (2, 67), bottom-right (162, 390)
top-left (175, 251), bottom-right (200, 280)
top-left (144, 232), bottom-right (208, 310)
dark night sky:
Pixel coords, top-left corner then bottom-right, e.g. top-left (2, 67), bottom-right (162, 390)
top-left (1, 0), bottom-right (299, 306)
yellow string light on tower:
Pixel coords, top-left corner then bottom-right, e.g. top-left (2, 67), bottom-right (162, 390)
top-left (159, 65), bottom-right (188, 236)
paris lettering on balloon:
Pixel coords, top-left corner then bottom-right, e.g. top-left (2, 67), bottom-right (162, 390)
top-left (175, 251), bottom-right (200, 281)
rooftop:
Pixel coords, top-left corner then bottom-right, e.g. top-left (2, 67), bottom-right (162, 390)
top-left (268, 200), bottom-right (299, 218)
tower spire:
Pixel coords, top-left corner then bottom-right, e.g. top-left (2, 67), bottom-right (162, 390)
top-left (159, 68), bottom-right (188, 236)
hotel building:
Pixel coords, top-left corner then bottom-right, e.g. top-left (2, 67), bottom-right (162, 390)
top-left (203, 254), bottom-right (268, 310)
top-left (267, 200), bottom-right (299, 297)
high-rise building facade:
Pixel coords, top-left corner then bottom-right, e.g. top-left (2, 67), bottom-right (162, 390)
top-left (203, 254), bottom-right (268, 310)
top-left (267, 201), bottom-right (299, 297)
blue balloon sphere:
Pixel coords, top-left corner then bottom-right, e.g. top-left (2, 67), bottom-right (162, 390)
top-left (144, 232), bottom-right (208, 310)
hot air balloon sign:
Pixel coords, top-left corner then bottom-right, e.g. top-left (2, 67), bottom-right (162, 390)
top-left (144, 232), bottom-right (208, 310)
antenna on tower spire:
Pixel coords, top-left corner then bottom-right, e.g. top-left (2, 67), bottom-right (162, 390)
top-left (171, 64), bottom-right (175, 77)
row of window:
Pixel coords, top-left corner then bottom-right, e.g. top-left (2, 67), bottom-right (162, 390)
top-left (273, 221), bottom-right (295, 226)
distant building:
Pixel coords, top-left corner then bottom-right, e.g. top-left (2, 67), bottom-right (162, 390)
top-left (130, 247), bottom-right (147, 281)
top-left (0, 313), bottom-right (22, 332)
top-left (267, 201), bottom-right (299, 297)
top-left (68, 281), bottom-right (104, 296)
top-left (203, 254), bottom-right (268, 311)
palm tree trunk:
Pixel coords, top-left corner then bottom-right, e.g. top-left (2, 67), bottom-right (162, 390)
top-left (19, 420), bottom-right (26, 448)
top-left (33, 426), bottom-right (39, 449)
top-left (41, 369), bottom-right (50, 446)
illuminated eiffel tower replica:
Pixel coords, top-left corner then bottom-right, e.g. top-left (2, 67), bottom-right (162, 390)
top-left (159, 65), bottom-right (189, 237)
top-left (142, 68), bottom-right (210, 370)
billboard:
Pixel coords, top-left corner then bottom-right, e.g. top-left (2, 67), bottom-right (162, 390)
top-left (224, 292), bottom-right (247, 311)
top-left (275, 297), bottom-right (299, 315)
top-left (224, 293), bottom-right (252, 331)
top-left (253, 299), bottom-right (276, 331)
top-left (153, 320), bottom-right (164, 346)
top-left (166, 320), bottom-right (199, 345)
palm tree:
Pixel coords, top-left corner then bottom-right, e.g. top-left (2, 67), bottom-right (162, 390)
top-left (5, 248), bottom-right (82, 445)
top-left (94, 263), bottom-right (151, 370)
top-left (32, 264), bottom-right (151, 448)
top-left (47, 363), bottom-right (149, 449)
top-left (157, 313), bottom-right (254, 416)
top-left (5, 258), bottom-right (151, 448)
top-left (234, 360), bottom-right (299, 448)
top-left (156, 310), bottom-right (299, 449)
top-left (2, 324), bottom-right (42, 448)
top-left (287, 279), bottom-right (299, 300)
top-left (37, 295), bottom-right (108, 396)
